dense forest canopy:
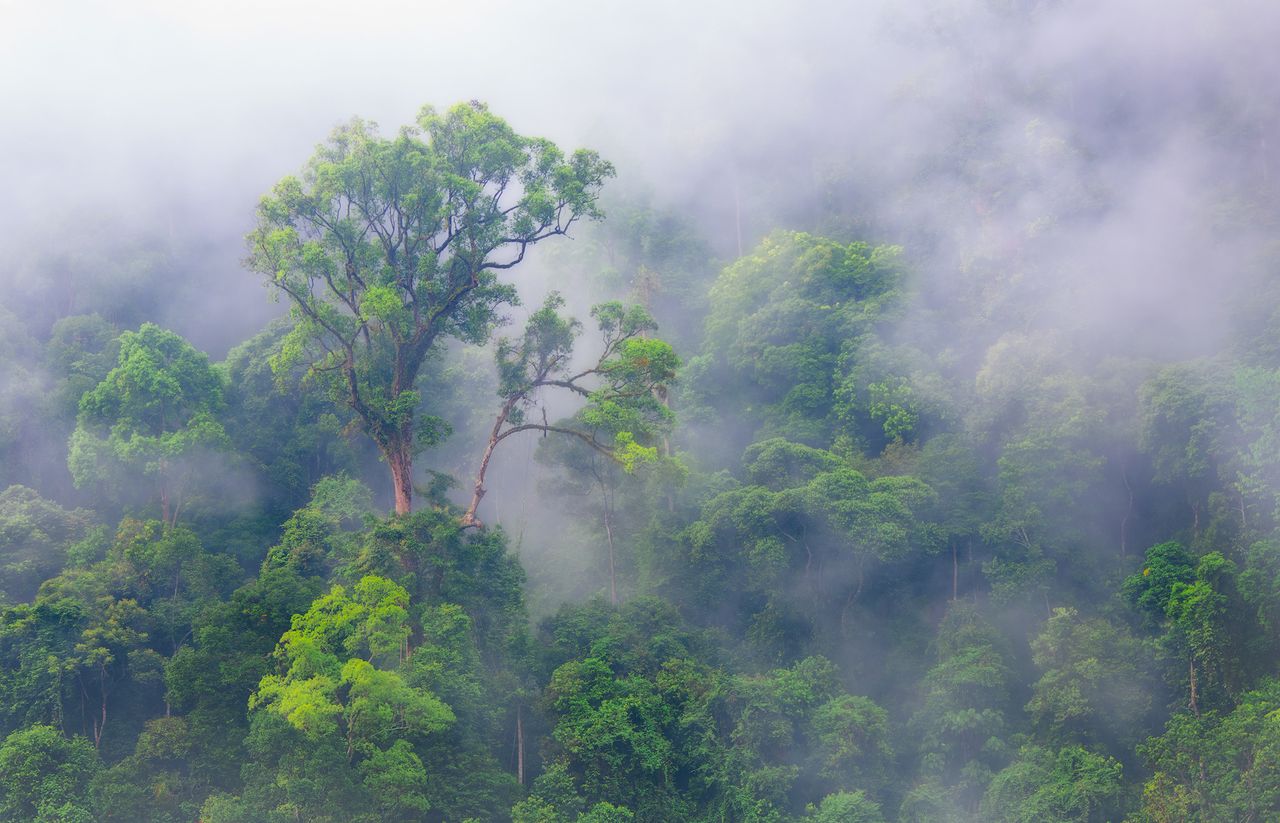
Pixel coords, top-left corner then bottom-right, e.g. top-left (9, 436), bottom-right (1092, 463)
top-left (1, 0), bottom-right (1279, 820)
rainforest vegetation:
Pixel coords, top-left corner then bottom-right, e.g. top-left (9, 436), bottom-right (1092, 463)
top-left (2, 1), bottom-right (1279, 821)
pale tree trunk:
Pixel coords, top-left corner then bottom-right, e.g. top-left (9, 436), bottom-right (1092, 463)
top-left (94, 666), bottom-right (108, 749)
top-left (463, 403), bottom-right (513, 527)
top-left (159, 462), bottom-right (181, 528)
top-left (597, 474), bottom-right (618, 606)
top-left (387, 437), bottom-right (414, 516)
top-left (952, 542), bottom-right (958, 601)
top-left (516, 703), bottom-right (525, 786)
top-left (604, 508), bottom-right (617, 606)
top-left (1189, 658), bottom-right (1200, 717)
top-left (159, 469), bottom-right (171, 527)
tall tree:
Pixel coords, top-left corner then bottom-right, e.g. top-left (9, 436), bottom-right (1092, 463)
top-left (247, 101), bottom-right (614, 514)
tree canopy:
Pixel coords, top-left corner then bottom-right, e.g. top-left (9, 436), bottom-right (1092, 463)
top-left (248, 101), bottom-right (614, 514)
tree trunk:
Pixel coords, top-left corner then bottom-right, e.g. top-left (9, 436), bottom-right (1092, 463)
top-left (1189, 658), bottom-right (1200, 717)
top-left (840, 556), bottom-right (867, 632)
top-left (94, 666), bottom-right (107, 749)
top-left (463, 403), bottom-right (513, 527)
top-left (387, 438), bottom-right (414, 516)
top-left (952, 542), bottom-right (958, 601)
top-left (968, 540), bottom-right (978, 604)
top-left (516, 703), bottom-right (525, 786)
top-left (604, 508), bottom-right (617, 606)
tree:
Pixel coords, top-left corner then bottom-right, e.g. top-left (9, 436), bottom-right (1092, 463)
top-left (805, 791), bottom-right (885, 823)
top-left (0, 724), bottom-right (99, 823)
top-left (247, 101), bottom-right (614, 514)
top-left (89, 716), bottom-right (207, 823)
top-left (1025, 607), bottom-right (1152, 750)
top-left (908, 602), bottom-right (1014, 812)
top-left (1125, 544), bottom-right (1256, 715)
top-left (71, 596), bottom-right (155, 750)
top-left (0, 599), bottom-right (83, 735)
top-left (1138, 363), bottom-right (1234, 538)
top-left (67, 324), bottom-right (229, 527)
top-left (45, 314), bottom-right (119, 423)
top-left (0, 487), bottom-right (95, 604)
top-left (220, 319), bottom-right (358, 518)
top-left (235, 576), bottom-right (455, 821)
top-left (1136, 677), bottom-right (1280, 822)
top-left (684, 231), bottom-right (905, 454)
top-left (980, 744), bottom-right (1124, 823)
top-left (463, 293), bottom-right (676, 529)
top-left (680, 439), bottom-right (933, 651)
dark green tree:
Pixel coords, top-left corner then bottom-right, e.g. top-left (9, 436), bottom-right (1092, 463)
top-left (980, 744), bottom-right (1125, 823)
top-left (0, 487), bottom-right (95, 604)
top-left (0, 724), bottom-right (99, 823)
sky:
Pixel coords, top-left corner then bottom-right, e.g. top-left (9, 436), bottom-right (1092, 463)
top-left (1, 0), bottom-right (1277, 358)
top-left (0, 0), bottom-right (876, 349)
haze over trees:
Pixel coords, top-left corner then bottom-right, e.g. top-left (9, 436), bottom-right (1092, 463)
top-left (1, 1), bottom-right (1280, 820)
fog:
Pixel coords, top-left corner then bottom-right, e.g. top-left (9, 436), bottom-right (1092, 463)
top-left (4, 1), bottom-right (1274, 355)
top-left (1, 2), bottom-right (1279, 818)
top-left (6, 0), bottom-right (1275, 587)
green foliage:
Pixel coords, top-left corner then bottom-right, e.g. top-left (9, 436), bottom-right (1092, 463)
top-left (351, 510), bottom-right (527, 650)
top-left (239, 576), bottom-right (454, 820)
top-left (247, 101), bottom-right (614, 512)
top-left (805, 790), bottom-right (885, 823)
top-left (45, 314), bottom-right (120, 423)
top-left (679, 439), bottom-right (934, 657)
top-left (532, 598), bottom-right (893, 822)
top-left (1125, 543), bottom-right (1258, 712)
top-left (2, 72), bottom-right (1280, 823)
top-left (482, 291), bottom-right (676, 520)
top-left (1140, 363), bottom-right (1232, 503)
top-left (908, 602), bottom-right (1014, 809)
top-left (0, 308), bottom-right (46, 490)
top-left (89, 716), bottom-right (205, 823)
top-left (0, 725), bottom-right (99, 822)
top-left (220, 319), bottom-right (358, 517)
top-left (1026, 607), bottom-right (1153, 749)
top-left (0, 599), bottom-right (83, 736)
top-left (1240, 537), bottom-right (1280, 642)
top-left (68, 324), bottom-right (229, 524)
top-left (1124, 543), bottom-right (1196, 626)
top-left (263, 474), bottom-right (374, 577)
top-left (689, 231), bottom-right (905, 449)
top-left (0, 487), bottom-right (95, 604)
top-left (981, 744), bottom-right (1125, 823)
top-left (1135, 678), bottom-right (1280, 821)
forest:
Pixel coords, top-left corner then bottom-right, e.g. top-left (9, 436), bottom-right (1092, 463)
top-left (1, 1), bottom-right (1279, 821)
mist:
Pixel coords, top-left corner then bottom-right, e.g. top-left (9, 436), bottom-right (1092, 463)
top-left (2, 1), bottom-right (1272, 353)
top-left (1, 1), bottom-right (1279, 820)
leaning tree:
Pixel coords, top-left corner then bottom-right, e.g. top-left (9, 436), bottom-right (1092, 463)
top-left (247, 101), bottom-right (614, 513)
